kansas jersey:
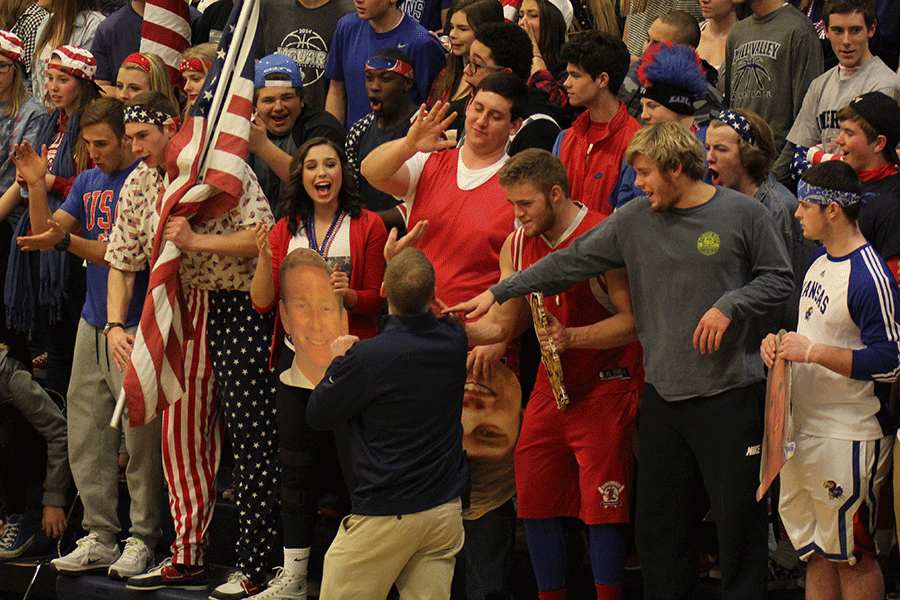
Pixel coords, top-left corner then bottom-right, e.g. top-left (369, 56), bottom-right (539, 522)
top-left (792, 244), bottom-right (900, 440)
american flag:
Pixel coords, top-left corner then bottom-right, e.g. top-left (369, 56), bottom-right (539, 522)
top-left (140, 0), bottom-right (192, 86)
top-left (117, 0), bottom-right (260, 427)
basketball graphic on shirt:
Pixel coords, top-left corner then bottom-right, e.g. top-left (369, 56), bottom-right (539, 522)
top-left (279, 28), bottom-right (328, 87)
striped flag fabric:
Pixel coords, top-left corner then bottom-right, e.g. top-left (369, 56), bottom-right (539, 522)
top-left (140, 0), bottom-right (192, 85)
top-left (119, 0), bottom-right (260, 427)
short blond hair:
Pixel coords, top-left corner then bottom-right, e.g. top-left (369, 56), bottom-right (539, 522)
top-left (625, 122), bottom-right (706, 180)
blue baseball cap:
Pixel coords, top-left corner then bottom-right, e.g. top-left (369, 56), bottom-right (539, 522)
top-left (254, 53), bottom-right (303, 89)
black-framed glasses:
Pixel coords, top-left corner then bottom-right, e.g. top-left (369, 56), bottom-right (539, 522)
top-left (0, 62), bottom-right (15, 74)
top-left (463, 56), bottom-right (504, 75)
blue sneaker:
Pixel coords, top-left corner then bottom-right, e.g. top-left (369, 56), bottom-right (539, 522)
top-left (0, 514), bottom-right (35, 559)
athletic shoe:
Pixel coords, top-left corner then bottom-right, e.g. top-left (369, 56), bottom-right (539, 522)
top-left (126, 557), bottom-right (208, 591)
top-left (246, 568), bottom-right (307, 600)
top-left (0, 514), bottom-right (35, 559)
top-left (108, 537), bottom-right (154, 580)
top-left (51, 532), bottom-right (121, 573)
top-left (210, 571), bottom-right (264, 600)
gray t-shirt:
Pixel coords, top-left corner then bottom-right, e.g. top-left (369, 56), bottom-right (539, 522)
top-left (724, 4), bottom-right (823, 154)
top-left (491, 187), bottom-right (794, 400)
top-left (258, 0), bottom-right (356, 111)
top-left (787, 57), bottom-right (900, 149)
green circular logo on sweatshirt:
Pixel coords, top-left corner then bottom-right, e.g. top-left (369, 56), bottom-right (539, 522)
top-left (697, 232), bottom-right (720, 256)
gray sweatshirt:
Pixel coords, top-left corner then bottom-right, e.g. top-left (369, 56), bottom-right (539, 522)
top-left (491, 187), bottom-right (794, 400)
top-left (0, 348), bottom-right (70, 507)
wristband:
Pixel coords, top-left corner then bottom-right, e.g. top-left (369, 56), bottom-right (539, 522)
top-left (54, 231), bottom-right (70, 252)
top-left (804, 343), bottom-right (814, 363)
top-left (103, 322), bottom-right (125, 336)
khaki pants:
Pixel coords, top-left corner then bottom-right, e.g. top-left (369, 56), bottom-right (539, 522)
top-left (320, 497), bottom-right (464, 600)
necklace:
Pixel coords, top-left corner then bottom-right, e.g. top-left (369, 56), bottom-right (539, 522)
top-left (306, 210), bottom-right (346, 257)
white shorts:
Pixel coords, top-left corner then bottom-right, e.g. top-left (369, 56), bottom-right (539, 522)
top-left (779, 432), bottom-right (892, 564)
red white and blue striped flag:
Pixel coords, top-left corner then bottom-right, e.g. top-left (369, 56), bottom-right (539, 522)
top-left (140, 0), bottom-right (192, 86)
top-left (117, 0), bottom-right (260, 427)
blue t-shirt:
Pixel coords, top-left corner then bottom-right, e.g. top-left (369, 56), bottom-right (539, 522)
top-left (325, 12), bottom-right (445, 126)
top-left (401, 0), bottom-right (452, 32)
top-left (59, 161), bottom-right (148, 328)
top-left (91, 3), bottom-right (202, 83)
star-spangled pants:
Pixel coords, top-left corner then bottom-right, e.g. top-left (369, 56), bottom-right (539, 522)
top-left (163, 288), bottom-right (279, 579)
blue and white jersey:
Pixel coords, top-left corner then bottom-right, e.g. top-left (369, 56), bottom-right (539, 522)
top-left (793, 244), bottom-right (900, 440)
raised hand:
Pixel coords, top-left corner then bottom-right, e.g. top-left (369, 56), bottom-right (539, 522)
top-left (406, 102), bottom-right (458, 155)
top-left (10, 141), bottom-right (48, 188)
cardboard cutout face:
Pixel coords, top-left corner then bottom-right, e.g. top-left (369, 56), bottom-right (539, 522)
top-left (462, 359), bottom-right (524, 519)
top-left (279, 263), bottom-right (349, 388)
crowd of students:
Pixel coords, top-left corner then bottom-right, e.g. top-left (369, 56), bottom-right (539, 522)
top-left (0, 0), bottom-right (898, 599)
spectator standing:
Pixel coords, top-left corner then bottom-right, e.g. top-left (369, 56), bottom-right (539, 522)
top-left (324, 0), bottom-right (446, 126)
top-left (257, 0), bottom-right (355, 111)
top-left (90, 0), bottom-right (201, 95)
top-left (0, 343), bottom-right (69, 558)
top-left (247, 54), bottom-right (345, 218)
top-left (31, 0), bottom-right (104, 105)
top-left (696, 0), bottom-right (738, 76)
top-left (452, 121), bottom-right (794, 600)
top-left (706, 108), bottom-right (818, 331)
top-left (308, 247), bottom-right (468, 600)
top-left (105, 91), bottom-right (279, 599)
top-left (248, 138), bottom-right (387, 598)
top-left (0, 31), bottom-right (48, 365)
top-left (723, 0), bottom-right (823, 156)
top-left (0, 1), bottom-right (48, 91)
top-left (458, 149), bottom-right (643, 600)
top-left (781, 0), bottom-right (900, 184)
top-left (761, 160), bottom-right (899, 600)
top-left (346, 49), bottom-right (419, 212)
top-left (426, 0), bottom-right (504, 109)
top-left (554, 31), bottom-right (640, 216)
top-left (13, 97), bottom-right (163, 581)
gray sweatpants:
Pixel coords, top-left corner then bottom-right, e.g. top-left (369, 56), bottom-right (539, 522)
top-left (67, 319), bottom-right (164, 547)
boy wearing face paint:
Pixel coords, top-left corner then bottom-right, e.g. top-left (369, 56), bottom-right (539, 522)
top-left (761, 160), bottom-right (900, 600)
top-left (346, 48), bottom-right (418, 213)
top-left (248, 53), bottom-right (345, 217)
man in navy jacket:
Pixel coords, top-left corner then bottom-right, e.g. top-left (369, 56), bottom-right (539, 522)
top-left (308, 247), bottom-right (468, 600)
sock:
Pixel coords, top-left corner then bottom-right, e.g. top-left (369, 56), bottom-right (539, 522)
top-left (595, 583), bottom-right (622, 600)
top-left (523, 518), bottom-right (566, 592)
top-left (587, 523), bottom-right (626, 586)
top-left (283, 547), bottom-right (310, 579)
top-left (538, 591), bottom-right (566, 600)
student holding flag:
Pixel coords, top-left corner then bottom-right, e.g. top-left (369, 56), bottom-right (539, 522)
top-left (105, 3), bottom-right (281, 596)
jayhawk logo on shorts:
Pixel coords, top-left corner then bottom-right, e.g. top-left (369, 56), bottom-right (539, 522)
top-left (805, 306), bottom-right (814, 321)
top-left (599, 481), bottom-right (624, 507)
top-left (824, 480), bottom-right (843, 499)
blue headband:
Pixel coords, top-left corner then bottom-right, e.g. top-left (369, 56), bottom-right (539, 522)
top-left (718, 110), bottom-right (755, 147)
top-left (124, 104), bottom-right (172, 127)
top-left (797, 180), bottom-right (864, 207)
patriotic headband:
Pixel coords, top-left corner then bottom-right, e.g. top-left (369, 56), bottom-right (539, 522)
top-left (124, 104), bottom-right (173, 127)
top-left (718, 110), bottom-right (756, 147)
top-left (122, 53), bottom-right (152, 75)
top-left (180, 58), bottom-right (210, 73)
top-left (365, 56), bottom-right (413, 80)
top-left (797, 180), bottom-right (864, 207)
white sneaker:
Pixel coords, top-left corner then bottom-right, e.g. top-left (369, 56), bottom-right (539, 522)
top-left (108, 537), bottom-right (154, 580)
top-left (51, 532), bottom-right (120, 574)
top-left (246, 568), bottom-right (307, 600)
top-left (210, 571), bottom-right (265, 600)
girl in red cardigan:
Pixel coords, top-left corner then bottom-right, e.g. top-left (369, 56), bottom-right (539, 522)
top-left (250, 136), bottom-right (387, 600)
